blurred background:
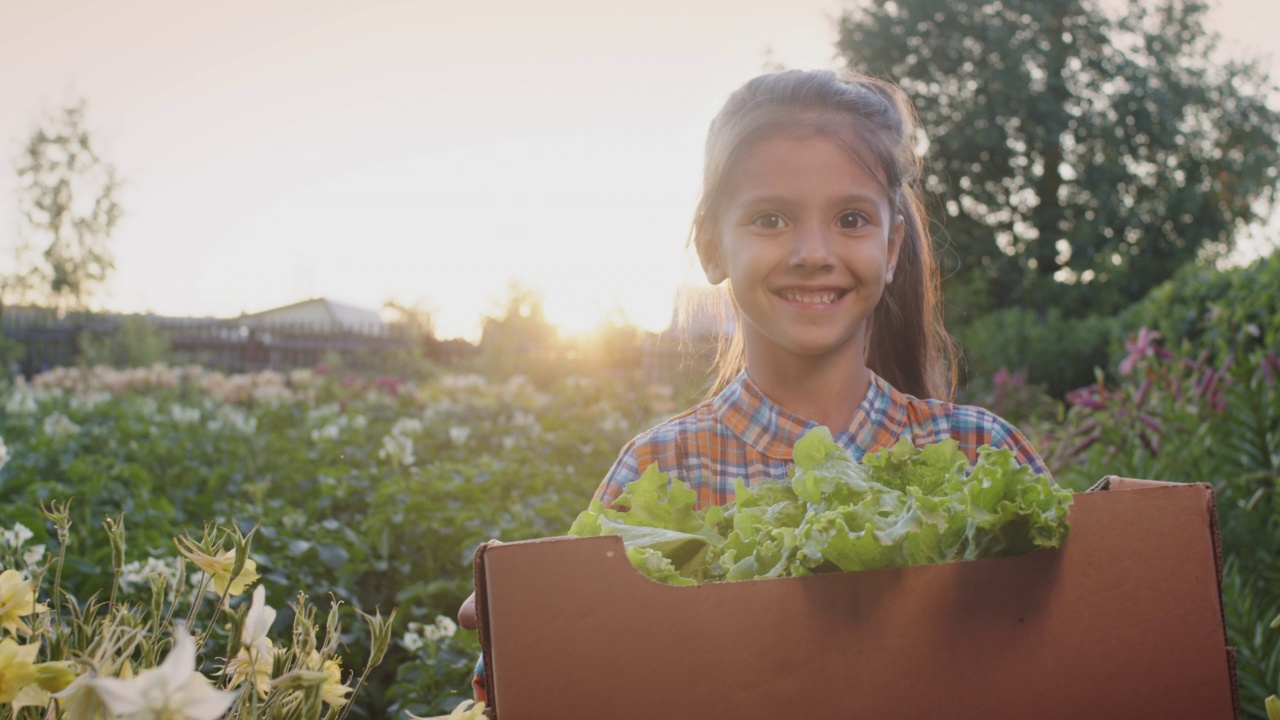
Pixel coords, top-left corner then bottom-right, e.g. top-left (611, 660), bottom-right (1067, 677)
top-left (3, 2), bottom-right (1280, 717)
top-left (1, 0), bottom-right (1277, 398)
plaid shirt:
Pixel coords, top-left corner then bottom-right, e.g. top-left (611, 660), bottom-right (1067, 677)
top-left (595, 369), bottom-right (1051, 509)
top-left (473, 370), bottom-right (1049, 703)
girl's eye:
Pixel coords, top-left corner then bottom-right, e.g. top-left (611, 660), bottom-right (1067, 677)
top-left (752, 212), bottom-right (785, 230)
top-left (838, 212), bottom-right (869, 230)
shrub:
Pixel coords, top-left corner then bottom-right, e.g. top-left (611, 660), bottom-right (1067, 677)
top-left (953, 307), bottom-right (1113, 398)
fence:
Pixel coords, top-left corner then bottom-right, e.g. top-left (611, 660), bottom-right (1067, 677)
top-left (1, 311), bottom-right (422, 378)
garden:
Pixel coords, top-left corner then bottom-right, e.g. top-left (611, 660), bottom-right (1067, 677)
top-left (2, 0), bottom-right (1280, 717)
top-left (0, 251), bottom-right (1276, 718)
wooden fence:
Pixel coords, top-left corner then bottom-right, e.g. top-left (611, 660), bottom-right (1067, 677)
top-left (1, 311), bottom-right (421, 378)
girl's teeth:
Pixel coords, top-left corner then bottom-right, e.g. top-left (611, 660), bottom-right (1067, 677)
top-left (784, 291), bottom-right (837, 304)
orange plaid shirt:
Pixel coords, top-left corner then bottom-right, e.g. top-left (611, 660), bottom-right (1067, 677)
top-left (595, 369), bottom-right (1051, 509)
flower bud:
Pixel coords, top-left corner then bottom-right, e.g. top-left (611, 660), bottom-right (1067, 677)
top-left (34, 661), bottom-right (78, 693)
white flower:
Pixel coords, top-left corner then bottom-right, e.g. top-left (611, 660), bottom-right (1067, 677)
top-left (3, 523), bottom-right (33, 549)
top-left (435, 616), bottom-right (457, 639)
top-left (449, 425), bottom-right (471, 446)
top-left (391, 417), bottom-right (424, 437)
top-left (205, 406), bottom-right (256, 435)
top-left (120, 557), bottom-right (183, 594)
top-left (170, 404), bottom-right (201, 425)
top-left (90, 626), bottom-right (236, 720)
top-left (378, 434), bottom-right (415, 467)
top-left (22, 545), bottom-right (44, 568)
top-left (401, 632), bottom-right (423, 652)
top-left (4, 390), bottom-right (37, 415)
top-left (0, 435), bottom-right (8, 471)
top-left (242, 585), bottom-right (276, 658)
top-left (311, 422), bottom-right (339, 442)
top-left (69, 391), bottom-right (111, 413)
top-left (42, 412), bottom-right (81, 440)
top-left (422, 625), bottom-right (441, 643)
top-left (306, 403), bottom-right (342, 423)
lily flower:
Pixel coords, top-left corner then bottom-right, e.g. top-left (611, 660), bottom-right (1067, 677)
top-left (90, 627), bottom-right (236, 720)
top-left (241, 585), bottom-right (276, 657)
top-left (0, 637), bottom-right (39, 703)
top-left (223, 585), bottom-right (276, 698)
top-left (303, 651), bottom-right (352, 708)
top-left (0, 569), bottom-right (49, 636)
top-left (174, 539), bottom-right (259, 597)
top-left (223, 642), bottom-right (273, 700)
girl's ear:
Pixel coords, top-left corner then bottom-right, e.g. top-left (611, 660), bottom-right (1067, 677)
top-left (699, 235), bottom-right (728, 285)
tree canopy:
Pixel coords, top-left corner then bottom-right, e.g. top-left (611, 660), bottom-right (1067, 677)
top-left (5, 99), bottom-right (122, 312)
top-left (837, 0), bottom-right (1280, 321)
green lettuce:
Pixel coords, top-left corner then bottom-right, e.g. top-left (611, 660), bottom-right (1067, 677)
top-left (570, 427), bottom-right (1073, 585)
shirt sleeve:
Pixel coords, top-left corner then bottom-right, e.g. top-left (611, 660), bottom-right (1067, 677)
top-left (592, 439), bottom-right (643, 509)
top-left (472, 655), bottom-right (486, 705)
top-left (986, 414), bottom-right (1054, 482)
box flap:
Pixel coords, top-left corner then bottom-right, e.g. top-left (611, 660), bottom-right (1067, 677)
top-left (476, 483), bottom-right (1237, 720)
top-left (1088, 475), bottom-right (1185, 492)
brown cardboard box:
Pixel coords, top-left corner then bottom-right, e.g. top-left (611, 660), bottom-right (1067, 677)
top-left (472, 478), bottom-right (1238, 719)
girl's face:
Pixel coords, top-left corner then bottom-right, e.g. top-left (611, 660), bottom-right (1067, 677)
top-left (702, 129), bottom-right (903, 370)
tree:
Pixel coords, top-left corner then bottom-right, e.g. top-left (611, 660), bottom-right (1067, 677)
top-left (5, 98), bottom-right (123, 313)
top-left (837, 0), bottom-right (1280, 321)
top-left (478, 282), bottom-right (560, 379)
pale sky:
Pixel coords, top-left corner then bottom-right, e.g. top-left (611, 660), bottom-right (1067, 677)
top-left (1, 0), bottom-right (1277, 339)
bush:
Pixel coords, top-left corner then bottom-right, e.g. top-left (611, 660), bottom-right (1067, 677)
top-left (1116, 253), bottom-right (1280, 362)
top-left (77, 314), bottom-right (173, 368)
top-left (953, 307), bottom-right (1114, 398)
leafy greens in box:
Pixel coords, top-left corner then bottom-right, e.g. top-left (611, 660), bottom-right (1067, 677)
top-left (569, 427), bottom-right (1073, 585)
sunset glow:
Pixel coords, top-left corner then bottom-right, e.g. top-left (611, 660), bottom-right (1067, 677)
top-left (0, 0), bottom-right (1274, 339)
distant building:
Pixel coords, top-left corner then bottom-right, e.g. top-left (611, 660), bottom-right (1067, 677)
top-left (238, 297), bottom-right (385, 333)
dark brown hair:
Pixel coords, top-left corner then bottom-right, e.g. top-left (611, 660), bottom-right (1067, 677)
top-left (686, 69), bottom-right (956, 400)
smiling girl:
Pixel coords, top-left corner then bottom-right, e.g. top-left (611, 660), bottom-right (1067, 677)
top-left (592, 69), bottom-right (1050, 513)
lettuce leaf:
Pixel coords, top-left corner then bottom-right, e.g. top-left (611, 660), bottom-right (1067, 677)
top-left (570, 427), bottom-right (1073, 585)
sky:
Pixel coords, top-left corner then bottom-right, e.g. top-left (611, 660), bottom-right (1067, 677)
top-left (1, 0), bottom-right (1278, 340)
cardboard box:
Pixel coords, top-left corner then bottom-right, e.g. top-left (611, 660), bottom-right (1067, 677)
top-left (472, 478), bottom-right (1238, 719)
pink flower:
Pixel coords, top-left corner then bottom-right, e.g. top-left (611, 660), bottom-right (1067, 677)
top-left (1118, 327), bottom-right (1173, 376)
top-left (1066, 384), bottom-right (1108, 410)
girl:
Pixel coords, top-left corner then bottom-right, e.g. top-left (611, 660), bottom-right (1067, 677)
top-left (595, 68), bottom-right (1049, 511)
top-left (461, 67), bottom-right (1050, 703)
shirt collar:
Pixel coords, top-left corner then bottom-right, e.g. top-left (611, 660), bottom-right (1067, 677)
top-left (711, 370), bottom-right (892, 460)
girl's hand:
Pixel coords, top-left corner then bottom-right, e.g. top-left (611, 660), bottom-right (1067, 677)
top-left (458, 591), bottom-right (477, 631)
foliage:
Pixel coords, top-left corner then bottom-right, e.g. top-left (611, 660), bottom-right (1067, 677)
top-left (1033, 330), bottom-right (1280, 716)
top-left (77, 315), bottom-right (173, 369)
top-left (0, 364), bottom-right (664, 717)
top-left (0, 510), bottom-right (391, 720)
top-left (1116, 251), bottom-right (1280, 362)
top-left (955, 367), bottom-right (1061, 431)
top-left (954, 306), bottom-right (1112, 398)
top-left (838, 0), bottom-right (1280, 319)
top-left (570, 427), bottom-right (1072, 585)
top-left (475, 283), bottom-right (559, 383)
top-left (5, 99), bottom-right (123, 312)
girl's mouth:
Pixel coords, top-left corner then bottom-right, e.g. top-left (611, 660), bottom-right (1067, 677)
top-left (777, 289), bottom-right (847, 306)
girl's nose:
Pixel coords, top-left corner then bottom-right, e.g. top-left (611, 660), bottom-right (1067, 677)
top-left (789, 223), bottom-right (835, 271)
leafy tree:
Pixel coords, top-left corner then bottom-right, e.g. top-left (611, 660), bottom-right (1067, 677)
top-left (477, 282), bottom-right (560, 380)
top-left (4, 98), bottom-right (123, 312)
top-left (837, 0), bottom-right (1280, 320)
